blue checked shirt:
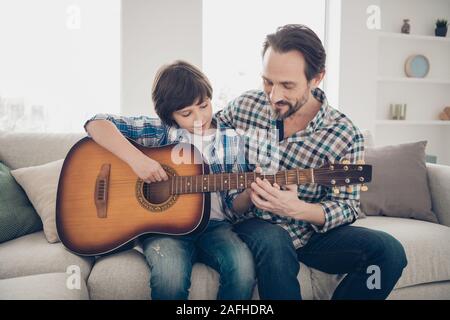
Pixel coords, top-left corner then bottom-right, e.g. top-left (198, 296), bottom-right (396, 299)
top-left (217, 88), bottom-right (365, 249)
top-left (84, 114), bottom-right (247, 222)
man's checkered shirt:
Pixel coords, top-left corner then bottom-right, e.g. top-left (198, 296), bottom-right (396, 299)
top-left (218, 88), bottom-right (365, 249)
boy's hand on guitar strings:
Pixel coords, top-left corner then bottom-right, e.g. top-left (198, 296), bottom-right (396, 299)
top-left (130, 153), bottom-right (169, 183)
top-left (242, 165), bottom-right (263, 199)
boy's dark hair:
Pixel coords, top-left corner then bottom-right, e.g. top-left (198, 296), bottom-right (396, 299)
top-left (152, 60), bottom-right (213, 126)
top-left (262, 24), bottom-right (326, 81)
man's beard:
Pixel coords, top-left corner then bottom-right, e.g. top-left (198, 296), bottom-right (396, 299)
top-left (272, 89), bottom-right (310, 120)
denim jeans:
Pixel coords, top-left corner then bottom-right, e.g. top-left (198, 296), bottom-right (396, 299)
top-left (142, 219), bottom-right (255, 300)
top-left (233, 218), bottom-right (408, 300)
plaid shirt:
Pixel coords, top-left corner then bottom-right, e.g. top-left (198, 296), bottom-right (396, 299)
top-left (217, 88), bottom-right (365, 249)
top-left (84, 114), bottom-right (246, 222)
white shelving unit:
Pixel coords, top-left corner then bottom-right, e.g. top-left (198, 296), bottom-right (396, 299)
top-left (373, 0), bottom-right (450, 165)
top-left (378, 31), bottom-right (450, 43)
top-left (377, 76), bottom-right (450, 85)
top-left (376, 120), bottom-right (450, 126)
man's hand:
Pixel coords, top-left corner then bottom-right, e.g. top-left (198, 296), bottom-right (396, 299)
top-left (250, 178), bottom-right (305, 217)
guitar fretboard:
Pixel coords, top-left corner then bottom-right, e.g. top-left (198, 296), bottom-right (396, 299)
top-left (169, 169), bottom-right (313, 194)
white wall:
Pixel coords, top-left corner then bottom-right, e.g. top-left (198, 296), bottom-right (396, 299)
top-left (323, 0), bottom-right (342, 109)
top-left (203, 0), bottom-right (326, 111)
top-left (121, 0), bottom-right (202, 116)
top-left (339, 0), bottom-right (380, 132)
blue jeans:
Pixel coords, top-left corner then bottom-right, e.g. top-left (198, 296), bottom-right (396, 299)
top-left (233, 218), bottom-right (408, 300)
top-left (142, 220), bottom-right (255, 300)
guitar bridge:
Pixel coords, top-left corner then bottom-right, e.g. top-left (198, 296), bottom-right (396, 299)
top-left (95, 164), bottom-right (110, 218)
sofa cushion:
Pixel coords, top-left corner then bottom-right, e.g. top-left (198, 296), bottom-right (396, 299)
top-left (387, 281), bottom-right (450, 300)
top-left (0, 273), bottom-right (89, 300)
top-left (360, 141), bottom-right (438, 223)
top-left (87, 249), bottom-right (150, 300)
top-left (354, 217), bottom-right (450, 288)
top-left (0, 162), bottom-right (42, 243)
top-left (11, 159), bottom-right (64, 243)
top-left (0, 231), bottom-right (93, 281)
top-left (427, 163), bottom-right (450, 227)
top-left (308, 216), bottom-right (450, 299)
top-left (87, 248), bottom-right (227, 300)
top-left (0, 131), bottom-right (85, 170)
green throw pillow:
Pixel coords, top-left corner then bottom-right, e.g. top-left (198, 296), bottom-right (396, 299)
top-left (0, 162), bottom-right (43, 243)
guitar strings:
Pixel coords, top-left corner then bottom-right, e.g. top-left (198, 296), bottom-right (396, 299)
top-left (106, 169), bottom-right (359, 183)
top-left (109, 169), bottom-right (364, 198)
top-left (107, 170), bottom-right (359, 184)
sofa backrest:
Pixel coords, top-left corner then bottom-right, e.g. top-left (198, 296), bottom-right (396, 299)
top-left (0, 129), bottom-right (375, 170)
top-left (0, 129), bottom-right (375, 169)
top-left (0, 131), bottom-right (86, 169)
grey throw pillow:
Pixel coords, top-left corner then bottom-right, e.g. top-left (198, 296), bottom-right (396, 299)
top-left (0, 162), bottom-right (43, 243)
top-left (360, 141), bottom-right (438, 223)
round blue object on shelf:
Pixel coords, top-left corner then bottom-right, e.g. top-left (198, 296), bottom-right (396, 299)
top-left (404, 54), bottom-right (430, 78)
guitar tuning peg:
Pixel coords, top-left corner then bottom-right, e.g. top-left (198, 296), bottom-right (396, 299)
top-left (361, 184), bottom-right (368, 192)
top-left (341, 159), bottom-right (350, 164)
top-left (356, 160), bottom-right (365, 165)
top-left (333, 187), bottom-right (340, 195)
top-left (346, 186), bottom-right (353, 193)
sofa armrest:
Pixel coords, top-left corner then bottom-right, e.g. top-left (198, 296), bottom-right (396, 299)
top-left (427, 163), bottom-right (450, 227)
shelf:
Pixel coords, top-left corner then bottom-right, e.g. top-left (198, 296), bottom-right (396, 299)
top-left (377, 31), bottom-right (450, 43)
top-left (377, 77), bottom-right (450, 84)
top-left (376, 120), bottom-right (450, 126)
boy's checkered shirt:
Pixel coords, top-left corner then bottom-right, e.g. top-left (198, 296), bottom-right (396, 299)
top-left (217, 88), bottom-right (365, 249)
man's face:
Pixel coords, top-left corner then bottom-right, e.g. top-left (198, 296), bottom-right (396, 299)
top-left (262, 47), bottom-right (318, 120)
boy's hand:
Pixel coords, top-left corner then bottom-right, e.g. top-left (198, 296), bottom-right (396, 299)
top-left (231, 165), bottom-right (263, 215)
top-left (130, 153), bottom-right (169, 183)
top-left (242, 165), bottom-right (263, 198)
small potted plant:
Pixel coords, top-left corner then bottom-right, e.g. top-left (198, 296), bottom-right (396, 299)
top-left (435, 19), bottom-right (448, 37)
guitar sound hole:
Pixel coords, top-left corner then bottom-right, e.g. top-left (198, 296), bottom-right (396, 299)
top-left (143, 181), bottom-right (172, 204)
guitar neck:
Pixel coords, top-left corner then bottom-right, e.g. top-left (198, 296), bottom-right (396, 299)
top-left (169, 169), bottom-right (314, 194)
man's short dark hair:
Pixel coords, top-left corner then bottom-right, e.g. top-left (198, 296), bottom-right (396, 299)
top-left (262, 24), bottom-right (326, 81)
top-left (152, 60), bottom-right (213, 126)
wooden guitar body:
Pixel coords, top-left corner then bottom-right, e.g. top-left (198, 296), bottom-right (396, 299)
top-left (56, 138), bottom-right (209, 256)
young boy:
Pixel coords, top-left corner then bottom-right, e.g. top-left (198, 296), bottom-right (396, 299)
top-left (84, 60), bottom-right (255, 300)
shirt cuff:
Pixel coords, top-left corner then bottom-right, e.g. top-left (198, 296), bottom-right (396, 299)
top-left (311, 201), bottom-right (347, 233)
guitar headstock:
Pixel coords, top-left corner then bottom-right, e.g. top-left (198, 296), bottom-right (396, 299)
top-left (313, 160), bottom-right (372, 193)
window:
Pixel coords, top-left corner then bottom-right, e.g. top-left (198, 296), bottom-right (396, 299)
top-left (202, 0), bottom-right (326, 112)
top-left (0, 0), bottom-right (121, 132)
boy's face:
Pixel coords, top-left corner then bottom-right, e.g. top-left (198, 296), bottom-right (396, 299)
top-left (172, 97), bottom-right (214, 135)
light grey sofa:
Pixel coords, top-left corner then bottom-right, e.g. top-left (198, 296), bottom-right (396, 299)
top-left (1, 131), bottom-right (450, 300)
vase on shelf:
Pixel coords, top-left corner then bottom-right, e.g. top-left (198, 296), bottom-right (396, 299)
top-left (435, 26), bottom-right (448, 37)
top-left (438, 106), bottom-right (450, 121)
top-left (435, 19), bottom-right (448, 37)
top-left (390, 104), bottom-right (407, 120)
top-left (401, 19), bottom-right (410, 34)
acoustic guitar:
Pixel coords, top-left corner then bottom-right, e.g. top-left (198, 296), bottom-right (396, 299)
top-left (56, 137), bottom-right (372, 256)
